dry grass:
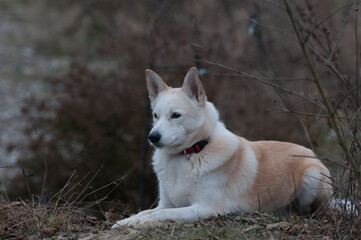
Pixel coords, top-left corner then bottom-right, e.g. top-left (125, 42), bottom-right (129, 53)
top-left (99, 210), bottom-right (361, 239)
top-left (0, 200), bottom-right (109, 239)
top-left (0, 169), bottom-right (127, 239)
top-left (2, 205), bottom-right (361, 239)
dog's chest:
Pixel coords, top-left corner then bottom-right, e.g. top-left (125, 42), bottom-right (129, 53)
top-left (154, 156), bottom-right (198, 207)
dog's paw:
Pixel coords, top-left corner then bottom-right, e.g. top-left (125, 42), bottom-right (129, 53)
top-left (111, 217), bottom-right (136, 228)
top-left (111, 220), bottom-right (124, 229)
top-left (112, 215), bottom-right (160, 228)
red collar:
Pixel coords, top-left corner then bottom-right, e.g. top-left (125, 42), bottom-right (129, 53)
top-left (180, 137), bottom-right (210, 156)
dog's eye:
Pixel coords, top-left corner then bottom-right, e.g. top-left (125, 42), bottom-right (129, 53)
top-left (153, 113), bottom-right (158, 119)
top-left (171, 112), bottom-right (181, 119)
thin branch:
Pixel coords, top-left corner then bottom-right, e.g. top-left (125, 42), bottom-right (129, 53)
top-left (247, 18), bottom-right (297, 41)
top-left (284, 0), bottom-right (361, 187)
top-left (327, 3), bottom-right (356, 64)
top-left (303, 3), bottom-right (354, 44)
top-left (316, 3), bottom-right (356, 87)
top-left (307, 45), bottom-right (349, 87)
top-left (356, 7), bottom-right (359, 108)
top-left (311, 2), bottom-right (356, 90)
top-left (263, 0), bottom-right (287, 11)
top-left (346, 106), bottom-right (361, 137)
top-left (214, 72), bottom-right (310, 81)
top-left (40, 146), bottom-right (48, 204)
top-left (268, 107), bottom-right (361, 121)
top-left (199, 59), bottom-right (327, 111)
top-left (334, 85), bottom-right (361, 113)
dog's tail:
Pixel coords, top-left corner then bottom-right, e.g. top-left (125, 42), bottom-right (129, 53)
top-left (330, 198), bottom-right (360, 215)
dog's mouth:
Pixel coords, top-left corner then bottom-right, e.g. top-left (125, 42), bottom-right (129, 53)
top-left (149, 142), bottom-right (164, 148)
top-left (149, 138), bottom-right (179, 148)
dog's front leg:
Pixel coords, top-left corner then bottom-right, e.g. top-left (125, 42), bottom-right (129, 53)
top-left (119, 204), bottom-right (215, 227)
top-left (112, 189), bottom-right (174, 228)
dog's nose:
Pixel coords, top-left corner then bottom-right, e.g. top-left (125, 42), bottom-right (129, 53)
top-left (149, 132), bottom-right (161, 144)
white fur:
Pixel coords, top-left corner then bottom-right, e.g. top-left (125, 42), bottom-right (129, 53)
top-left (296, 167), bottom-right (322, 212)
top-left (112, 68), bottom-right (332, 228)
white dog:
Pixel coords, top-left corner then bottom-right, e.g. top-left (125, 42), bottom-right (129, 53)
top-left (112, 67), bottom-right (332, 228)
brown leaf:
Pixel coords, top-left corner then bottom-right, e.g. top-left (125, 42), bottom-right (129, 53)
top-left (241, 224), bottom-right (262, 233)
top-left (41, 227), bottom-right (59, 235)
top-left (287, 224), bottom-right (301, 235)
top-left (266, 222), bottom-right (291, 230)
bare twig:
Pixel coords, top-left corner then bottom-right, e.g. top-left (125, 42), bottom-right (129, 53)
top-left (214, 72), bottom-right (311, 82)
top-left (284, 0), bottom-right (361, 187)
top-left (356, 7), bottom-right (359, 108)
top-left (263, 0), bottom-right (287, 11)
top-left (268, 107), bottom-right (361, 121)
top-left (303, 3), bottom-right (354, 45)
top-left (198, 59), bottom-right (327, 111)
top-left (40, 145), bottom-right (48, 204)
top-left (246, 18), bottom-right (297, 41)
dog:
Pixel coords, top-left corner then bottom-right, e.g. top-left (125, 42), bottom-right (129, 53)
top-left (112, 67), bottom-right (332, 228)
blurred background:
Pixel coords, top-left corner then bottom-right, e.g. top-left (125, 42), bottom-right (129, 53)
top-left (0, 0), bottom-right (358, 214)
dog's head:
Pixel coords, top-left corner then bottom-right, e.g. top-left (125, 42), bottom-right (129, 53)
top-left (146, 67), bottom-right (213, 153)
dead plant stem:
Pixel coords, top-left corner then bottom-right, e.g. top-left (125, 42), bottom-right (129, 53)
top-left (284, 0), bottom-right (361, 188)
top-left (356, 7), bottom-right (359, 108)
top-left (199, 59), bottom-right (326, 111)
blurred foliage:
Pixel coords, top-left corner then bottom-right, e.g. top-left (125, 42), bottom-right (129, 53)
top-left (13, 64), bottom-right (150, 208)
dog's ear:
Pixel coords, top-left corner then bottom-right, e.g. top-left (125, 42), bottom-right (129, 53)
top-left (182, 67), bottom-right (206, 106)
top-left (145, 69), bottom-right (168, 101)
